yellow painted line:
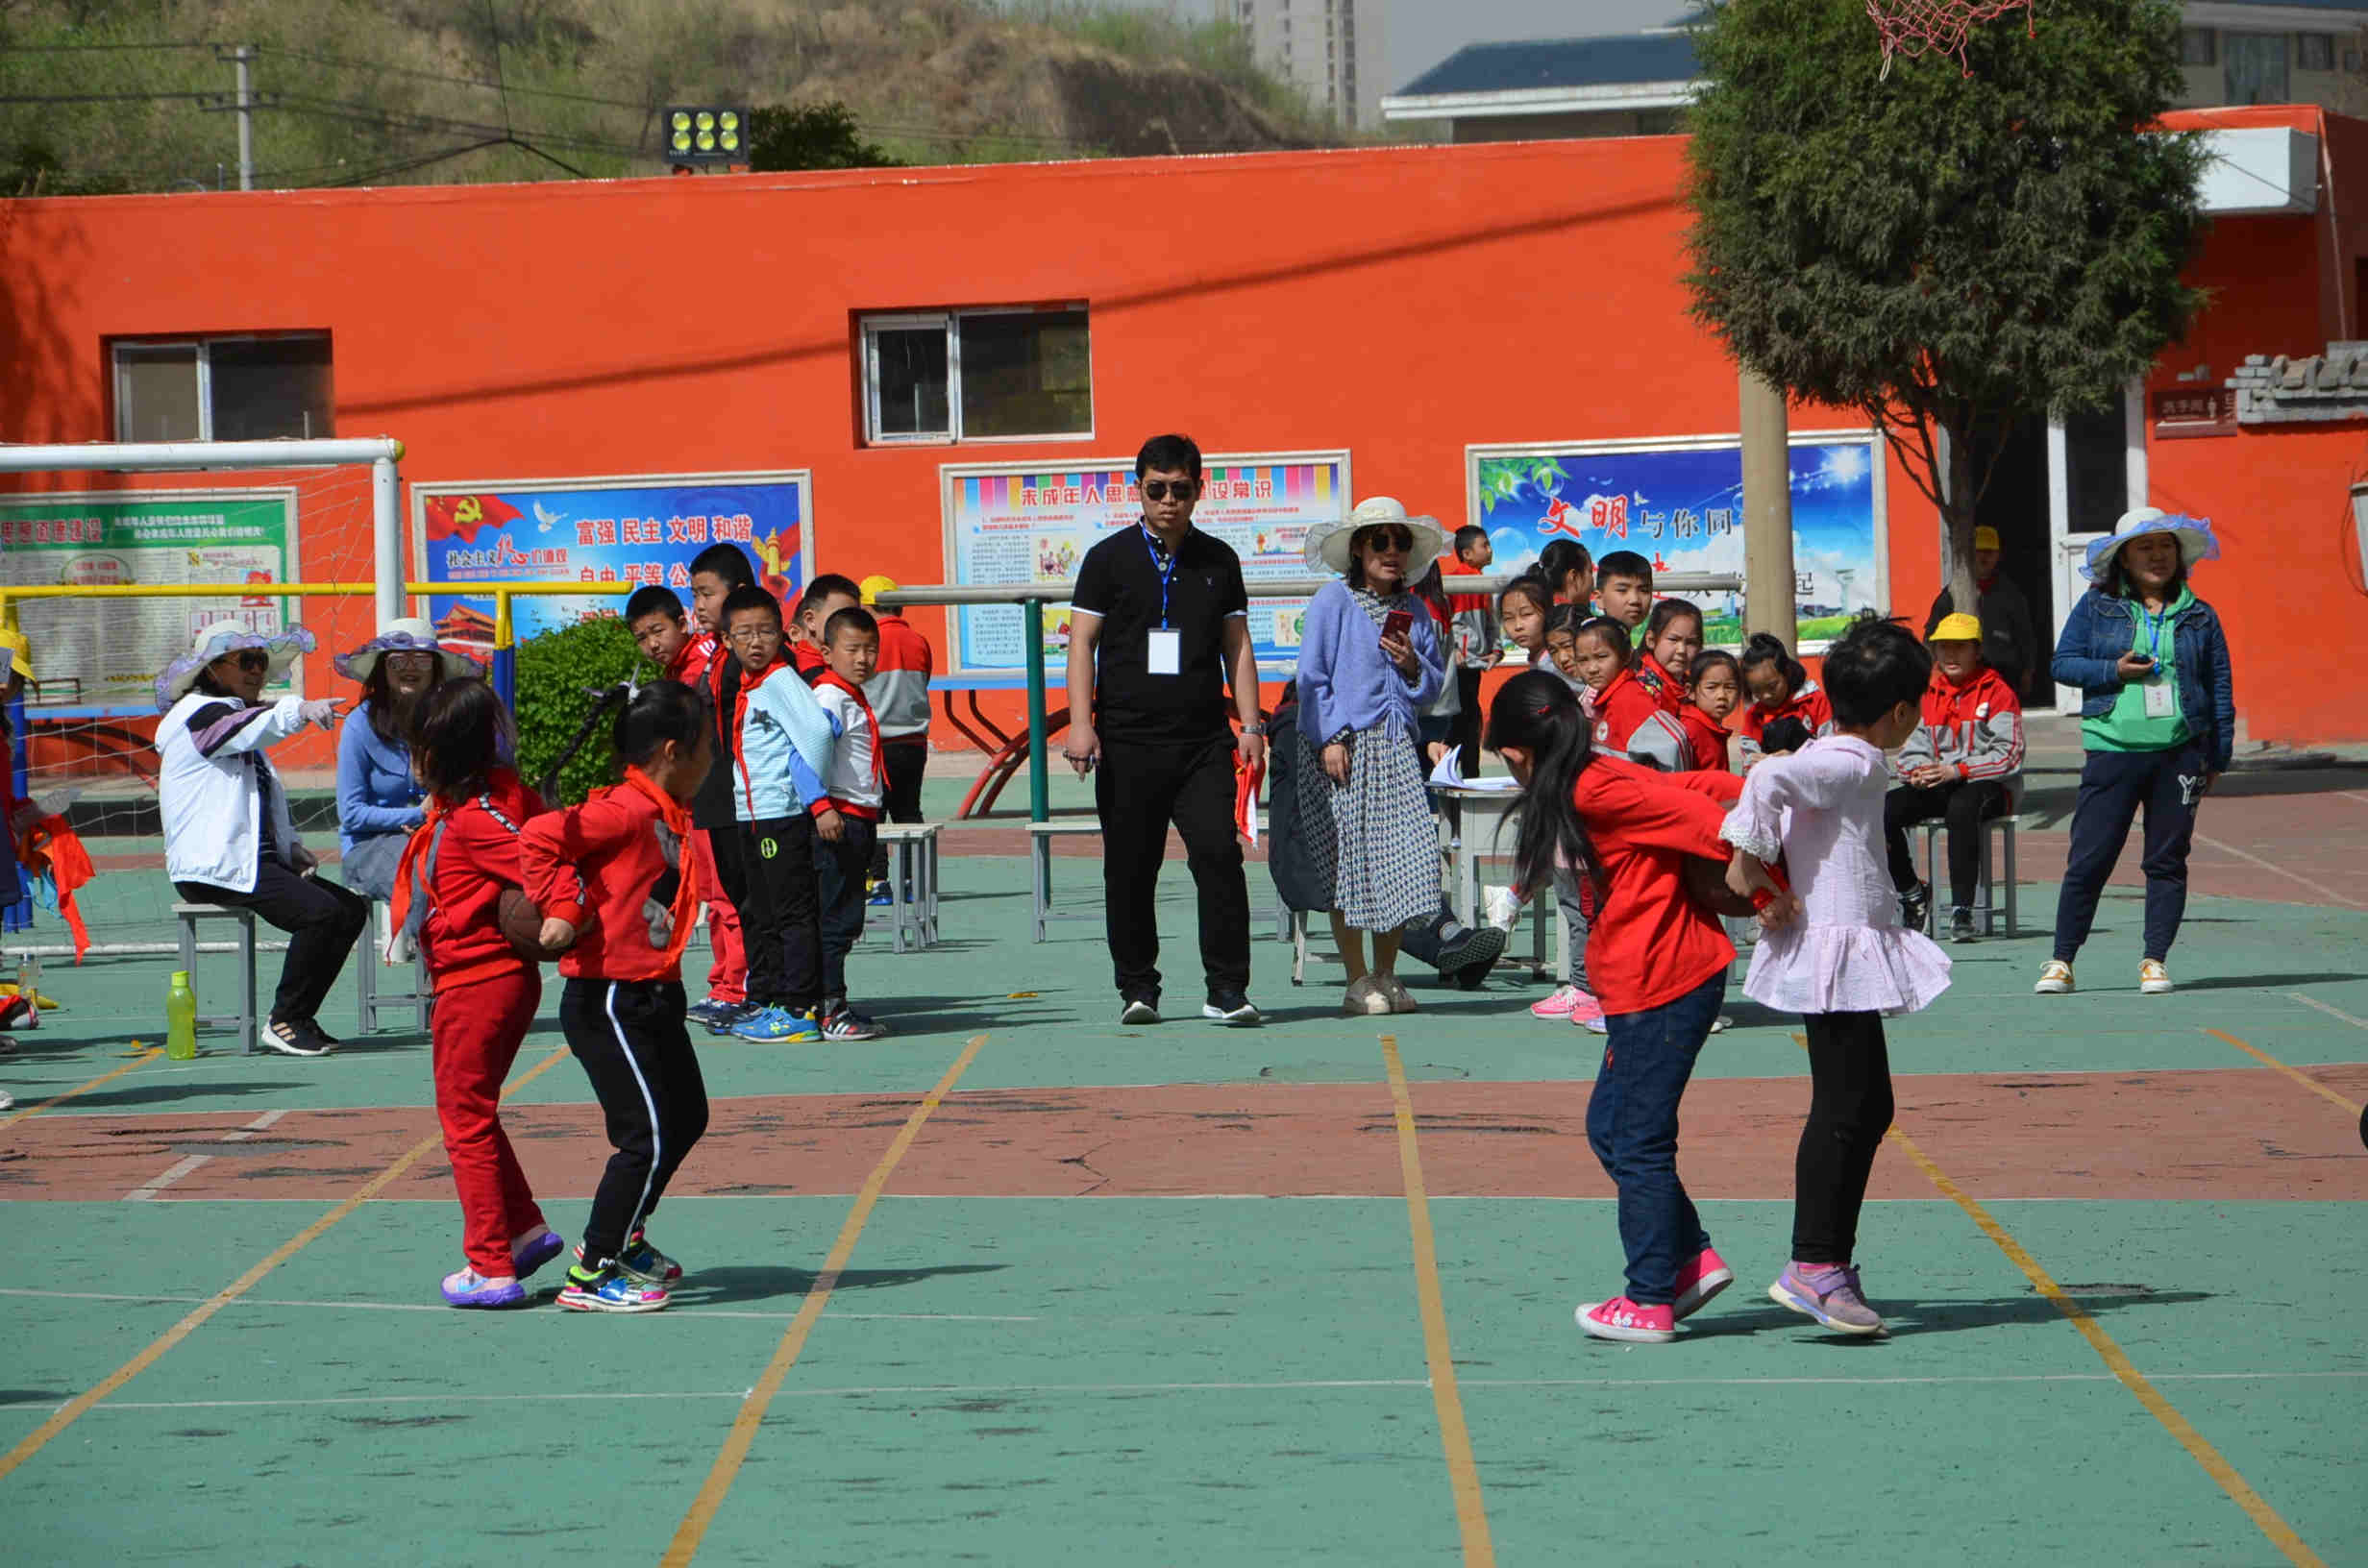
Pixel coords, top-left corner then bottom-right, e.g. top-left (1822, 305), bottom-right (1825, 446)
top-left (0, 1043), bottom-right (569, 1482)
top-left (2203, 1027), bottom-right (2363, 1117)
top-left (1789, 1033), bottom-right (2326, 1566)
top-left (0, 1045), bottom-right (161, 1128)
top-left (1380, 1034), bottom-right (1495, 1568)
top-left (660, 1034), bottom-right (987, 1568)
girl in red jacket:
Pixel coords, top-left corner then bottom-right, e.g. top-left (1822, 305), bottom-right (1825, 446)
top-left (1738, 632), bottom-right (1835, 748)
top-left (520, 682), bottom-right (714, 1314)
top-left (1490, 671), bottom-right (1756, 1344)
top-left (391, 678), bottom-right (560, 1310)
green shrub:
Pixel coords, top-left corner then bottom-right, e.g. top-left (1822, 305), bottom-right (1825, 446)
top-left (513, 615), bottom-right (652, 805)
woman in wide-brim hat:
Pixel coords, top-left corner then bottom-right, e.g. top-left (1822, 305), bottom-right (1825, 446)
top-left (157, 621), bottom-right (369, 1057)
top-left (333, 619), bottom-right (482, 899)
top-left (1292, 497), bottom-right (1449, 1017)
top-left (2037, 507), bottom-right (2234, 1000)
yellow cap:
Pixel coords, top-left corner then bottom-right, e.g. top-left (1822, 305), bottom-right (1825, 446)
top-left (0, 625), bottom-right (30, 684)
top-left (858, 575), bottom-right (899, 608)
top-left (1931, 612), bottom-right (1983, 644)
top-left (1972, 526), bottom-right (2001, 551)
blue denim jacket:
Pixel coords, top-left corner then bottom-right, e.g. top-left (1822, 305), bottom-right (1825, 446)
top-left (2051, 588), bottom-right (2235, 772)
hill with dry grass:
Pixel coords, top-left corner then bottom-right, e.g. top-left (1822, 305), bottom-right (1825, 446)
top-left (0, 0), bottom-right (1332, 195)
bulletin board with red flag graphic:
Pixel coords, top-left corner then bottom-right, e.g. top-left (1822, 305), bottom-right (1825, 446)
top-left (411, 471), bottom-right (814, 653)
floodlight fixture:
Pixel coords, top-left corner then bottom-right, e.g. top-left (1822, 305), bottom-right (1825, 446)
top-left (666, 106), bottom-right (747, 169)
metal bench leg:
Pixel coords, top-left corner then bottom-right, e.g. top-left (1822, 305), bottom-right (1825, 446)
top-left (237, 913), bottom-right (259, 1055)
top-left (2002, 821), bottom-right (2018, 939)
top-left (1921, 824), bottom-right (1939, 936)
top-left (1031, 837), bottom-right (1049, 943)
top-left (356, 916), bottom-right (380, 1032)
top-left (888, 843), bottom-right (911, 955)
top-left (923, 837), bottom-right (940, 947)
top-left (177, 913), bottom-right (198, 984)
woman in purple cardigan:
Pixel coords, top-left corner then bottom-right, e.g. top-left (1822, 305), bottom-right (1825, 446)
top-left (1294, 497), bottom-right (1448, 1017)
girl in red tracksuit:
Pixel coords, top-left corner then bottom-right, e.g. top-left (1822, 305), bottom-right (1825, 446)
top-left (1571, 616), bottom-right (1691, 772)
top-left (1738, 632), bottom-right (1835, 748)
top-left (1681, 649), bottom-right (1743, 774)
top-left (391, 679), bottom-right (559, 1310)
top-left (520, 682), bottom-right (713, 1315)
top-left (1490, 670), bottom-right (1755, 1345)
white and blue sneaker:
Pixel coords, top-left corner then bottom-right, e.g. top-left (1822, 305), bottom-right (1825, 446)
top-left (555, 1264), bottom-right (668, 1313)
top-left (732, 1004), bottom-right (821, 1043)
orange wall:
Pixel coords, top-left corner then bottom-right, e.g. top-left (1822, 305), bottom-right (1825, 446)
top-left (2, 116), bottom-right (2363, 750)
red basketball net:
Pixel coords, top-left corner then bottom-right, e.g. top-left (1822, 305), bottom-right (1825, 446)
top-left (1863, 0), bottom-right (2035, 76)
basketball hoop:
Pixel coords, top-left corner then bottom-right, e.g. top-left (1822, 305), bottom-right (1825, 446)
top-left (1864, 0), bottom-right (2035, 77)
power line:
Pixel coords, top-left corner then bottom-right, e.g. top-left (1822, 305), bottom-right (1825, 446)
top-left (0, 40), bottom-right (211, 53)
top-left (251, 43), bottom-right (653, 111)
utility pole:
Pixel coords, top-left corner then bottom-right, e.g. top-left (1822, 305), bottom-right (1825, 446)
top-left (1739, 367), bottom-right (1796, 643)
top-left (232, 45), bottom-right (254, 191)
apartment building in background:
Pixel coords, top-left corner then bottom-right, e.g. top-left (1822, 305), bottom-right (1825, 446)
top-left (1235, 0), bottom-right (1387, 128)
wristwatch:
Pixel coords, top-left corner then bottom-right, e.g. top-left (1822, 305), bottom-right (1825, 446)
top-left (1240, 721), bottom-right (1266, 736)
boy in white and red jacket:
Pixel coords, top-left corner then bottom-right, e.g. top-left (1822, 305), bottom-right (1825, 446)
top-left (1883, 612), bottom-right (2024, 942)
top-left (859, 576), bottom-right (932, 902)
top-left (809, 606), bottom-right (890, 1041)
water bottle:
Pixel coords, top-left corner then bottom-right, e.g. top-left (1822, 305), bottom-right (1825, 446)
top-left (165, 970), bottom-right (199, 1061)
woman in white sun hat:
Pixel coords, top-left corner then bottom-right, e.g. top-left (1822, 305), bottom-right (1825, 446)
top-left (333, 618), bottom-right (482, 899)
top-left (1294, 497), bottom-right (1449, 1016)
top-left (2036, 507), bottom-right (2233, 999)
top-left (158, 621), bottom-right (365, 1056)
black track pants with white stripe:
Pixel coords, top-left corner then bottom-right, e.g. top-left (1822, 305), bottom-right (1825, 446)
top-left (558, 977), bottom-right (710, 1268)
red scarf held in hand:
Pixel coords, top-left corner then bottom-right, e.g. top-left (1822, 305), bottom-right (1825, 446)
top-left (15, 815), bottom-right (94, 963)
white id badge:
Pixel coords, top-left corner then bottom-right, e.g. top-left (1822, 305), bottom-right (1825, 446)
top-left (2143, 677), bottom-right (2173, 719)
top-left (1147, 628), bottom-right (1182, 676)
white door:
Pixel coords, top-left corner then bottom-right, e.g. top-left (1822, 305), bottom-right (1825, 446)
top-left (2046, 380), bottom-right (2146, 715)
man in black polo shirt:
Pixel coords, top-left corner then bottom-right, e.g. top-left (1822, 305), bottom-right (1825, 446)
top-left (1064, 432), bottom-right (1265, 1027)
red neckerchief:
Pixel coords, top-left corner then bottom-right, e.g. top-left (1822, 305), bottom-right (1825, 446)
top-left (813, 670), bottom-right (887, 792)
top-left (728, 655), bottom-right (792, 821)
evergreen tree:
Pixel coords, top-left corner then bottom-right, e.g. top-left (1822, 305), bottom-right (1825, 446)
top-left (1683, 0), bottom-right (2209, 609)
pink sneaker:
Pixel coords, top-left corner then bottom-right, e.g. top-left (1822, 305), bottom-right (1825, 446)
top-left (1672, 1246), bottom-right (1733, 1320)
top-left (1577, 1295), bottom-right (1677, 1343)
top-left (1531, 984), bottom-right (1584, 1018)
top-left (1565, 991), bottom-right (1606, 1028)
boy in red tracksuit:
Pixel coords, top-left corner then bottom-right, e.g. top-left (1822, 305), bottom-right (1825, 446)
top-left (1883, 612), bottom-right (2024, 942)
top-left (391, 679), bottom-right (560, 1310)
top-left (859, 576), bottom-right (934, 901)
top-left (520, 682), bottom-right (714, 1315)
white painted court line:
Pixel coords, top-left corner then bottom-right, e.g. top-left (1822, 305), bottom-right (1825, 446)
top-left (49, 1369), bottom-right (2368, 1414)
top-left (122, 1156), bottom-right (210, 1203)
top-left (2338, 792), bottom-right (2368, 808)
top-left (0, 1287), bottom-right (1034, 1323)
top-left (121, 1108), bottom-right (299, 1200)
top-left (2288, 992), bottom-right (2368, 1032)
top-left (2194, 833), bottom-right (2365, 909)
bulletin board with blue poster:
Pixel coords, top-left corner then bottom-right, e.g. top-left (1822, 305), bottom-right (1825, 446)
top-left (410, 471), bottom-right (815, 656)
top-left (1465, 431), bottom-right (1887, 653)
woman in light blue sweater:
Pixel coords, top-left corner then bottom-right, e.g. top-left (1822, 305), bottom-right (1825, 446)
top-left (334, 619), bottom-right (481, 899)
top-left (1294, 498), bottom-right (1447, 1017)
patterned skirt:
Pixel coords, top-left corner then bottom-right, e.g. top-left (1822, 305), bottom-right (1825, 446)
top-left (1295, 717), bottom-right (1439, 933)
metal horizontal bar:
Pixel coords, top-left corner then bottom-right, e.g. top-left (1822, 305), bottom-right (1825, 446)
top-left (0, 438), bottom-right (403, 471)
top-left (876, 573), bottom-right (1742, 608)
top-left (0, 581), bottom-right (629, 600)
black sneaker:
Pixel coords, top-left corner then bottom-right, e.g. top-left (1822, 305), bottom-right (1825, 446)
top-left (1120, 992), bottom-right (1161, 1025)
top-left (1431, 921), bottom-right (1507, 976)
top-left (1949, 907), bottom-right (1979, 943)
top-left (821, 1003), bottom-right (888, 1041)
top-left (263, 1017), bottom-right (333, 1057)
top-left (1450, 957), bottom-right (1493, 991)
top-left (702, 1001), bottom-right (756, 1038)
top-left (1899, 882), bottom-right (1932, 934)
top-left (1200, 991), bottom-right (1262, 1027)
top-left (303, 1017), bottom-right (342, 1046)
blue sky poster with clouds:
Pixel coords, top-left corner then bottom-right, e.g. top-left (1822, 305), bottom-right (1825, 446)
top-left (1467, 433), bottom-right (1887, 651)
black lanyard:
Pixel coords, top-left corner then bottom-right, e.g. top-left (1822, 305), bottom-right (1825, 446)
top-left (1141, 525), bottom-right (1180, 630)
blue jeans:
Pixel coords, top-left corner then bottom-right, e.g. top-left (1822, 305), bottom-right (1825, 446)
top-left (1586, 971), bottom-right (1724, 1306)
top-left (2052, 741), bottom-right (2207, 964)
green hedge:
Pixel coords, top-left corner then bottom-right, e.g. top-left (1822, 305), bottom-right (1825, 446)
top-left (513, 616), bottom-right (654, 805)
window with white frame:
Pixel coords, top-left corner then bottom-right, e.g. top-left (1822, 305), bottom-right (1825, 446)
top-left (111, 333), bottom-right (334, 443)
top-left (860, 307), bottom-right (1092, 445)
top-left (2297, 33), bottom-right (2335, 72)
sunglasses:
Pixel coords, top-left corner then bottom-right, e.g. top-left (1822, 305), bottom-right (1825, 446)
top-left (218, 649), bottom-right (270, 674)
top-left (1359, 527), bottom-right (1415, 552)
top-left (1141, 480), bottom-right (1197, 502)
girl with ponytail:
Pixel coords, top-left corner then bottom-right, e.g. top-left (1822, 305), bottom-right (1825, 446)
top-left (1738, 632), bottom-right (1834, 747)
top-left (1488, 670), bottom-right (1764, 1345)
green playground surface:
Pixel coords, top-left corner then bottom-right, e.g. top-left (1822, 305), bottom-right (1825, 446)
top-left (5, 767), bottom-right (2367, 1566)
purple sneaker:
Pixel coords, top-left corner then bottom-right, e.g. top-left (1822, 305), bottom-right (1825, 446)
top-left (1768, 1262), bottom-right (1885, 1335)
top-left (441, 1266), bottom-right (528, 1310)
top-left (510, 1225), bottom-right (566, 1281)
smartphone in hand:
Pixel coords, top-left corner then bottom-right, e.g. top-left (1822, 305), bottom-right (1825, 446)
top-left (1381, 608), bottom-right (1414, 641)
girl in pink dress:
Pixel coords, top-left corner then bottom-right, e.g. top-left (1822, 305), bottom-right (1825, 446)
top-left (1721, 618), bottom-right (1952, 1336)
